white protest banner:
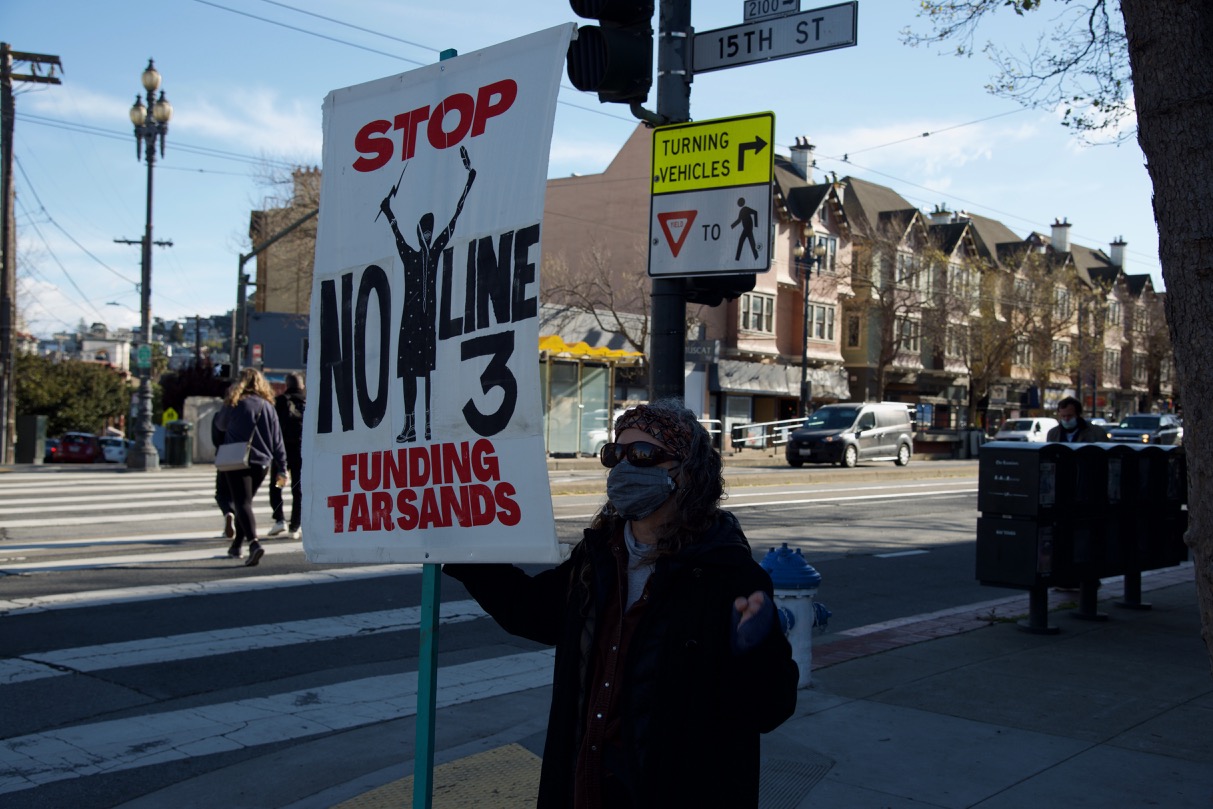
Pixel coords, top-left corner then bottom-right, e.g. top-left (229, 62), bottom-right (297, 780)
top-left (303, 25), bottom-right (574, 565)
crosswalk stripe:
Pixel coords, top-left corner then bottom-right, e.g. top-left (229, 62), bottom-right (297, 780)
top-left (1, 599), bottom-right (489, 685)
top-left (0, 565), bottom-right (423, 616)
top-left (1, 507), bottom-right (262, 529)
top-left (0, 648), bottom-right (555, 796)
top-left (0, 541), bottom-right (304, 572)
top-left (0, 493), bottom-right (219, 513)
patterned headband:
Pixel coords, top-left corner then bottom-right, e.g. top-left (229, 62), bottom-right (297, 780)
top-left (614, 405), bottom-right (694, 459)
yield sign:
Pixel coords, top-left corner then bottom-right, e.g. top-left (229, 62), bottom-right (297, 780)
top-left (657, 210), bottom-right (697, 257)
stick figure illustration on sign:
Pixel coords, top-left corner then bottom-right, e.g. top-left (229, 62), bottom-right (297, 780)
top-left (732, 196), bottom-right (759, 260)
top-left (378, 146), bottom-right (477, 443)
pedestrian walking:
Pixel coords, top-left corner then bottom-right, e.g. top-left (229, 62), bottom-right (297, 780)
top-left (268, 372), bottom-right (305, 540)
top-left (217, 368), bottom-right (287, 567)
top-left (1046, 396), bottom-right (1109, 443)
top-left (211, 384), bottom-right (238, 540)
top-left (445, 399), bottom-right (799, 808)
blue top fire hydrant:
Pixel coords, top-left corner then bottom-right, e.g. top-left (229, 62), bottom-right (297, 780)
top-left (761, 543), bottom-right (824, 689)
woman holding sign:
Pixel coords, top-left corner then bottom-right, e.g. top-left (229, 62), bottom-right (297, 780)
top-left (446, 399), bottom-right (797, 808)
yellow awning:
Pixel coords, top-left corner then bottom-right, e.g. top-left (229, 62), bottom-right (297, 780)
top-left (538, 334), bottom-right (644, 362)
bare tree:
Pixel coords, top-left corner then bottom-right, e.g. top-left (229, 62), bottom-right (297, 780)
top-left (902, 0), bottom-right (1132, 141)
top-left (541, 237), bottom-right (650, 355)
top-left (848, 215), bottom-right (933, 400)
top-left (904, 0), bottom-right (1213, 672)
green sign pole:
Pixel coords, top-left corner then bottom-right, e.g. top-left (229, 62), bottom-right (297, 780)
top-left (413, 562), bottom-right (441, 809)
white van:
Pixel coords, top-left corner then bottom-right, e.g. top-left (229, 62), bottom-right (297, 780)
top-left (993, 417), bottom-right (1059, 443)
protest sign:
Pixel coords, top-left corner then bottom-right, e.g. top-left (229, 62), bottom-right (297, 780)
top-left (303, 25), bottom-right (574, 564)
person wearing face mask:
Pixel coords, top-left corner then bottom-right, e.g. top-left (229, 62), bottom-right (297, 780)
top-left (444, 399), bottom-right (797, 809)
top-left (1045, 396), bottom-right (1109, 443)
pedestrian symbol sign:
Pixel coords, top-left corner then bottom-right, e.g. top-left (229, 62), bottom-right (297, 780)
top-left (649, 112), bottom-right (774, 277)
top-left (657, 210), bottom-right (698, 257)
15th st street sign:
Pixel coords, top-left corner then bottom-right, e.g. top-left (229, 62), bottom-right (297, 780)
top-left (694, 1), bottom-right (857, 74)
top-left (649, 112), bottom-right (774, 277)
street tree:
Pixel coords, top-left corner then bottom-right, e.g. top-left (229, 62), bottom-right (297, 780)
top-left (847, 214), bottom-right (933, 400)
top-left (15, 354), bottom-right (131, 437)
top-left (904, 0), bottom-right (1213, 672)
top-left (542, 237), bottom-right (650, 356)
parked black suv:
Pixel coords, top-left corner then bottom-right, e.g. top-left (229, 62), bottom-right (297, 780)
top-left (786, 402), bottom-right (915, 468)
top-left (1106, 413), bottom-right (1183, 445)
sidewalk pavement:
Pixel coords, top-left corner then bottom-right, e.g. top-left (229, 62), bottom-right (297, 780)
top-left (314, 563), bottom-right (1210, 809)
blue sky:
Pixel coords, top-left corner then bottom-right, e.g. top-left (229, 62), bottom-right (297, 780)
top-left (5, 0), bottom-right (1157, 338)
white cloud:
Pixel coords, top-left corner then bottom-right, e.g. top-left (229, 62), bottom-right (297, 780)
top-left (182, 89), bottom-right (322, 160)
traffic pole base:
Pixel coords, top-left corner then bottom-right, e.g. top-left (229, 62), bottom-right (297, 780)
top-left (1115, 600), bottom-right (1153, 611)
top-left (1017, 618), bottom-right (1061, 635)
top-left (1018, 585), bottom-right (1061, 635)
top-left (1072, 578), bottom-right (1108, 621)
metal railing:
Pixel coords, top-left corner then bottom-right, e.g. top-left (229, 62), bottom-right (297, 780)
top-left (728, 417), bottom-right (808, 451)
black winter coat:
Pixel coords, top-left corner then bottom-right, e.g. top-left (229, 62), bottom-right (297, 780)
top-left (445, 510), bottom-right (799, 808)
top-left (274, 390), bottom-right (305, 463)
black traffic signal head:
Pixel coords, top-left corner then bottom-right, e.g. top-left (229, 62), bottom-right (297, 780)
top-left (683, 274), bottom-right (757, 307)
top-left (567, 0), bottom-right (654, 104)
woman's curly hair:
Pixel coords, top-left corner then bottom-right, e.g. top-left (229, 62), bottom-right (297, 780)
top-left (224, 367), bottom-right (275, 407)
top-left (589, 397), bottom-right (725, 559)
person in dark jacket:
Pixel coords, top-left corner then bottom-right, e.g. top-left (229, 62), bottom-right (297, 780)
top-left (446, 399), bottom-right (798, 809)
top-left (218, 368), bottom-right (287, 566)
top-left (267, 372), bottom-right (305, 540)
top-left (211, 384), bottom-right (238, 541)
top-left (1046, 396), bottom-right (1109, 443)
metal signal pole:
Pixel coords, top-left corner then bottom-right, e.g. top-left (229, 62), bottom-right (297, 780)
top-left (649, 0), bottom-right (692, 402)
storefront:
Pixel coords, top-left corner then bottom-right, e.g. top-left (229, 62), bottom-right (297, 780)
top-left (539, 335), bottom-right (644, 456)
top-left (709, 359), bottom-right (849, 440)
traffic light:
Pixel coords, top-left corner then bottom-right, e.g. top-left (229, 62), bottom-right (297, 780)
top-left (566, 0), bottom-right (654, 104)
top-left (683, 274), bottom-right (757, 307)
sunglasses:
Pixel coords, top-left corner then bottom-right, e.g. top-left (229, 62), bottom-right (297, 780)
top-left (600, 441), bottom-right (679, 469)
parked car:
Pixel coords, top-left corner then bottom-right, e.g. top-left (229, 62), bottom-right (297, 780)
top-left (56, 432), bottom-right (102, 463)
top-left (993, 417), bottom-right (1060, 443)
top-left (1106, 413), bottom-right (1183, 445)
top-left (43, 437), bottom-right (60, 463)
top-left (99, 436), bottom-right (130, 463)
top-left (582, 407), bottom-right (629, 456)
top-left (785, 402), bottom-right (914, 468)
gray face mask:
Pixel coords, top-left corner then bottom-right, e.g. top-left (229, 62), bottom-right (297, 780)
top-left (607, 461), bottom-right (677, 521)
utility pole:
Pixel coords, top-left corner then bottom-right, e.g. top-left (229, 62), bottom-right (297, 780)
top-left (1, 44), bottom-right (61, 464)
top-left (649, 0), bottom-right (692, 401)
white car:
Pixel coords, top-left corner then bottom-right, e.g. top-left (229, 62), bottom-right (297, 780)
top-left (993, 417), bottom-right (1060, 443)
top-left (99, 436), bottom-right (130, 463)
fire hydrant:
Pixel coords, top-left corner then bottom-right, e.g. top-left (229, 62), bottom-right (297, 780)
top-left (761, 543), bottom-right (823, 689)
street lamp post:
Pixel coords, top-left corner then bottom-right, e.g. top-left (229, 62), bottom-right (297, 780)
top-left (127, 59), bottom-right (172, 472)
top-left (796, 237), bottom-right (828, 418)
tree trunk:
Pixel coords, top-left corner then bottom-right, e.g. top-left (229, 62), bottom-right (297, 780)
top-left (1121, 0), bottom-right (1213, 674)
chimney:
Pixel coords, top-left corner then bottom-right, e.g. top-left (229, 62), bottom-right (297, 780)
top-left (929, 204), bottom-right (952, 226)
top-left (1110, 236), bottom-right (1127, 268)
top-left (790, 136), bottom-right (815, 182)
top-left (1051, 218), bottom-right (1071, 253)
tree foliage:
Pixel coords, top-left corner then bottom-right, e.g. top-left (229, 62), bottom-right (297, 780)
top-left (14, 354), bottom-right (132, 437)
top-left (902, 1), bottom-right (1133, 140)
top-left (158, 359), bottom-right (230, 415)
top-left (542, 238), bottom-right (651, 355)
